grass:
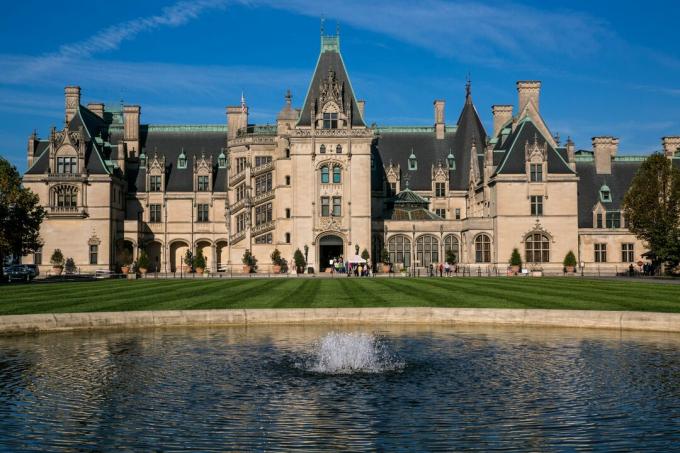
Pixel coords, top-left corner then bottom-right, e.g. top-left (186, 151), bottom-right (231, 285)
top-left (0, 277), bottom-right (679, 316)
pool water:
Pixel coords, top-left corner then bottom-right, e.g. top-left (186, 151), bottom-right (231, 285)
top-left (1, 325), bottom-right (679, 451)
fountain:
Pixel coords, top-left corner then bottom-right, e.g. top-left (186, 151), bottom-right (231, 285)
top-left (302, 331), bottom-right (404, 374)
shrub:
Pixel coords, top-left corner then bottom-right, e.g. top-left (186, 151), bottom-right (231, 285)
top-left (446, 249), bottom-right (457, 265)
top-left (509, 248), bottom-right (522, 267)
top-left (563, 250), bottom-right (577, 268)
top-left (361, 248), bottom-right (370, 261)
top-left (64, 257), bottom-right (76, 273)
top-left (183, 250), bottom-right (193, 269)
top-left (242, 249), bottom-right (257, 267)
top-left (50, 249), bottom-right (65, 267)
top-left (137, 250), bottom-right (150, 270)
top-left (293, 248), bottom-right (306, 271)
top-left (193, 248), bottom-right (206, 269)
top-left (270, 248), bottom-right (283, 266)
top-left (380, 247), bottom-right (390, 263)
top-left (120, 249), bottom-right (133, 266)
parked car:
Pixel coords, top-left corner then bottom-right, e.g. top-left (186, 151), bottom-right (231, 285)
top-left (6, 265), bottom-right (37, 283)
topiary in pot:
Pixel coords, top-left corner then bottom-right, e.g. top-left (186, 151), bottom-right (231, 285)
top-left (64, 257), bottom-right (76, 275)
top-left (120, 249), bottom-right (133, 274)
top-left (193, 248), bottom-right (207, 274)
top-left (563, 250), bottom-right (577, 273)
top-left (137, 250), bottom-right (150, 274)
top-left (50, 249), bottom-right (65, 275)
top-left (183, 249), bottom-right (193, 273)
top-left (446, 249), bottom-right (457, 265)
top-left (270, 248), bottom-right (283, 273)
top-left (509, 248), bottom-right (522, 274)
top-left (242, 249), bottom-right (257, 273)
top-left (380, 247), bottom-right (390, 273)
top-left (293, 248), bottom-right (306, 274)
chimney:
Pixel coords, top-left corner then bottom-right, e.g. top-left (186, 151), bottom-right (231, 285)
top-left (357, 100), bottom-right (365, 120)
top-left (434, 99), bottom-right (445, 139)
top-left (64, 86), bottom-right (81, 123)
top-left (592, 136), bottom-right (619, 174)
top-left (492, 105), bottom-right (513, 137)
top-left (517, 81), bottom-right (541, 113)
top-left (123, 105), bottom-right (141, 157)
top-left (116, 142), bottom-right (126, 173)
top-left (662, 136), bottom-right (680, 158)
top-left (27, 130), bottom-right (38, 168)
top-left (87, 102), bottom-right (105, 119)
top-left (566, 136), bottom-right (576, 171)
top-left (226, 106), bottom-right (243, 140)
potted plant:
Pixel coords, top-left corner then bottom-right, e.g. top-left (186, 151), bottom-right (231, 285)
top-left (193, 248), bottom-right (207, 275)
top-left (380, 247), bottom-right (390, 273)
top-left (563, 250), bottom-right (577, 273)
top-left (183, 249), bottom-right (193, 273)
top-left (270, 248), bottom-right (283, 273)
top-left (120, 249), bottom-right (133, 274)
top-left (509, 248), bottom-right (522, 275)
top-left (242, 249), bottom-right (257, 273)
top-left (64, 257), bottom-right (76, 275)
top-left (293, 248), bottom-right (306, 274)
top-left (50, 249), bottom-right (65, 276)
top-left (137, 250), bottom-right (150, 275)
top-left (361, 248), bottom-right (370, 265)
top-left (530, 265), bottom-right (543, 277)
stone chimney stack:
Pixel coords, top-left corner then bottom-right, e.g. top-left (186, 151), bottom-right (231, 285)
top-left (64, 86), bottom-right (81, 123)
top-left (517, 81), bottom-right (541, 113)
top-left (592, 136), bottom-right (619, 175)
top-left (87, 103), bottom-right (105, 119)
top-left (123, 105), bottom-right (141, 157)
top-left (434, 100), bottom-right (445, 139)
top-left (226, 106), bottom-right (243, 140)
top-left (357, 100), bottom-right (365, 120)
top-left (492, 105), bottom-right (513, 137)
top-left (566, 136), bottom-right (576, 171)
top-left (27, 130), bottom-right (38, 168)
top-left (662, 136), bottom-right (680, 158)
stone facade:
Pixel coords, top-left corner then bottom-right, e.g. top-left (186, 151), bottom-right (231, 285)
top-left (21, 32), bottom-right (680, 275)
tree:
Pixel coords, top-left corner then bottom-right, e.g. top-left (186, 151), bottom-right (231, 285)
top-left (242, 249), bottom-right (257, 271)
top-left (270, 248), bottom-right (283, 266)
top-left (50, 249), bottom-right (64, 268)
top-left (509, 248), bottom-right (522, 268)
top-left (137, 250), bottom-right (150, 271)
top-left (183, 249), bottom-right (193, 270)
top-left (623, 153), bottom-right (680, 269)
top-left (563, 251), bottom-right (577, 270)
top-left (293, 248), bottom-right (306, 273)
top-left (193, 248), bottom-right (206, 270)
top-left (380, 247), bottom-right (390, 264)
top-left (0, 157), bottom-right (45, 279)
top-left (361, 248), bottom-right (370, 262)
top-left (446, 249), bottom-right (457, 265)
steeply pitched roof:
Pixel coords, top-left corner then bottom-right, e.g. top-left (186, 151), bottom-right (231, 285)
top-left (451, 86), bottom-right (487, 189)
top-left (297, 35), bottom-right (365, 128)
top-left (494, 118), bottom-right (573, 176)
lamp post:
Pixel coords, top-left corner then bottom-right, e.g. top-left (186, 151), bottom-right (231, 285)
top-left (580, 261), bottom-right (585, 277)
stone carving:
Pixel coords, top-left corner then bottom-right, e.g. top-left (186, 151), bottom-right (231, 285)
top-left (319, 68), bottom-right (343, 107)
top-left (318, 216), bottom-right (343, 231)
top-left (525, 133), bottom-right (548, 162)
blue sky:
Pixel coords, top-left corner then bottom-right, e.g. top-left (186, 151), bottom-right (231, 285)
top-left (2, 0), bottom-right (679, 172)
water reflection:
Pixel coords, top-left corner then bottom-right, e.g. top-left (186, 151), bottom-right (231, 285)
top-left (0, 325), bottom-right (679, 451)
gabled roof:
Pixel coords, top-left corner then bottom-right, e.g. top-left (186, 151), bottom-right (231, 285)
top-left (297, 35), bottom-right (365, 127)
top-left (494, 118), bottom-right (573, 176)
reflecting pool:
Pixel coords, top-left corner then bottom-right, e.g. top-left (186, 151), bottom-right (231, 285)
top-left (1, 325), bottom-right (679, 451)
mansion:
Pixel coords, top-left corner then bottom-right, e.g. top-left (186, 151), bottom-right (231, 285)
top-left (21, 32), bottom-right (680, 275)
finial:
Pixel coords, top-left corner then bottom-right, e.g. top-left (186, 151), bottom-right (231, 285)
top-left (285, 89), bottom-right (292, 105)
top-left (465, 73), bottom-right (471, 98)
top-left (336, 21), bottom-right (340, 36)
top-left (554, 132), bottom-right (561, 146)
top-left (320, 16), bottom-right (325, 35)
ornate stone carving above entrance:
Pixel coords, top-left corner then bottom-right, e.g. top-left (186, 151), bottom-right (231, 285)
top-left (317, 217), bottom-right (343, 231)
top-left (319, 68), bottom-right (343, 108)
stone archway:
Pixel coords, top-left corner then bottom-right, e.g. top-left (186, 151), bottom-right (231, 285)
top-left (146, 241), bottom-right (162, 273)
top-left (169, 241), bottom-right (190, 273)
top-left (215, 240), bottom-right (228, 272)
top-left (318, 234), bottom-right (344, 272)
top-left (195, 240), bottom-right (213, 271)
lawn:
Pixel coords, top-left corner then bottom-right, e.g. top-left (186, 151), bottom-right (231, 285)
top-left (1, 277), bottom-right (679, 316)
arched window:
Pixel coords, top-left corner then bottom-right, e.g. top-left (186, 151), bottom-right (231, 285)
top-left (320, 144), bottom-right (326, 154)
top-left (388, 235), bottom-right (411, 267)
top-left (53, 185), bottom-right (78, 208)
top-left (336, 144), bottom-right (342, 154)
top-left (444, 235), bottom-right (459, 264)
top-left (475, 234), bottom-right (491, 263)
top-left (332, 166), bottom-right (341, 183)
top-left (416, 235), bottom-right (439, 266)
top-left (320, 166), bottom-right (329, 184)
top-left (525, 233), bottom-right (550, 263)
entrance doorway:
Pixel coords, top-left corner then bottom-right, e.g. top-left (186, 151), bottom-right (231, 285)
top-left (319, 235), bottom-right (344, 272)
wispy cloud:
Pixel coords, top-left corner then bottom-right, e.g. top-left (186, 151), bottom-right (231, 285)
top-left (3, 0), bottom-right (229, 83)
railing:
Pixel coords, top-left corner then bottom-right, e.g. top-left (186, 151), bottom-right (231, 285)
top-left (231, 199), bottom-right (246, 213)
top-left (229, 170), bottom-right (246, 187)
top-left (236, 125), bottom-right (277, 137)
top-left (230, 230), bottom-right (246, 245)
top-left (47, 173), bottom-right (87, 181)
top-left (251, 161), bottom-right (274, 176)
top-left (48, 206), bottom-right (86, 217)
top-left (252, 190), bottom-right (275, 206)
top-left (252, 220), bottom-right (275, 235)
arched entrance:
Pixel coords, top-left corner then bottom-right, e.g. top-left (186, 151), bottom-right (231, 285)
top-left (170, 241), bottom-right (189, 272)
top-left (146, 241), bottom-right (162, 272)
top-left (319, 235), bottom-right (344, 272)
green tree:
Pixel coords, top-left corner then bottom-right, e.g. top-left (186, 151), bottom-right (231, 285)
top-left (0, 157), bottom-right (45, 279)
top-left (361, 248), bottom-right (370, 261)
top-left (293, 248), bottom-right (306, 273)
top-left (193, 248), bottom-right (206, 270)
top-left (270, 248), bottom-right (283, 266)
top-left (137, 250), bottom-right (150, 270)
top-left (446, 249), bottom-right (457, 265)
top-left (509, 248), bottom-right (522, 267)
top-left (563, 251), bottom-right (577, 269)
top-left (623, 153), bottom-right (680, 269)
top-left (380, 247), bottom-right (390, 263)
top-left (50, 249), bottom-right (64, 267)
top-left (183, 249), bottom-right (193, 270)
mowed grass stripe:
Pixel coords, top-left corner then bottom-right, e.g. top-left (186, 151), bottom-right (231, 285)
top-left (0, 277), bottom-right (678, 315)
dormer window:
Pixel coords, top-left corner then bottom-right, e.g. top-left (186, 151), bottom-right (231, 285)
top-left (447, 152), bottom-right (456, 170)
top-left (323, 112), bottom-right (338, 129)
top-left (218, 150), bottom-right (226, 168)
top-left (139, 152), bottom-right (147, 168)
top-left (57, 156), bottom-right (77, 174)
top-left (177, 150), bottom-right (187, 169)
top-left (600, 184), bottom-right (612, 202)
top-left (408, 150), bottom-right (417, 171)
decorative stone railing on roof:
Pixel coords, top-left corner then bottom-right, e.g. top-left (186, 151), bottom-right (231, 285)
top-left (292, 128), bottom-right (374, 138)
top-left (374, 125), bottom-right (458, 134)
top-left (47, 173), bottom-right (87, 182)
top-left (236, 125), bottom-right (277, 137)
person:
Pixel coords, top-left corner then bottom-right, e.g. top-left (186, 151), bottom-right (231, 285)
top-left (628, 263), bottom-right (634, 277)
top-left (444, 262), bottom-right (450, 276)
top-left (429, 263), bottom-right (434, 277)
top-left (439, 263), bottom-right (443, 277)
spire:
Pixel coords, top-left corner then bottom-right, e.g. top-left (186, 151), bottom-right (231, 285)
top-left (465, 75), bottom-right (472, 104)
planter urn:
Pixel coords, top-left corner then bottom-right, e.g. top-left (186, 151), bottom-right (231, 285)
top-left (382, 263), bottom-right (390, 273)
top-left (52, 266), bottom-right (63, 276)
top-left (121, 265), bottom-right (130, 275)
top-left (565, 265), bottom-right (575, 273)
top-left (510, 265), bottom-right (520, 274)
top-left (272, 265), bottom-right (281, 274)
top-left (196, 267), bottom-right (205, 275)
top-left (243, 265), bottom-right (251, 274)
top-left (139, 267), bottom-right (148, 275)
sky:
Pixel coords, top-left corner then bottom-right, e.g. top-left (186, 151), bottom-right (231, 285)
top-left (1, 0), bottom-right (679, 173)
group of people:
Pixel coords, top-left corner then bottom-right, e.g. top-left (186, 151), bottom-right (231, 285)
top-left (429, 262), bottom-right (459, 277)
top-left (329, 257), bottom-right (372, 277)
